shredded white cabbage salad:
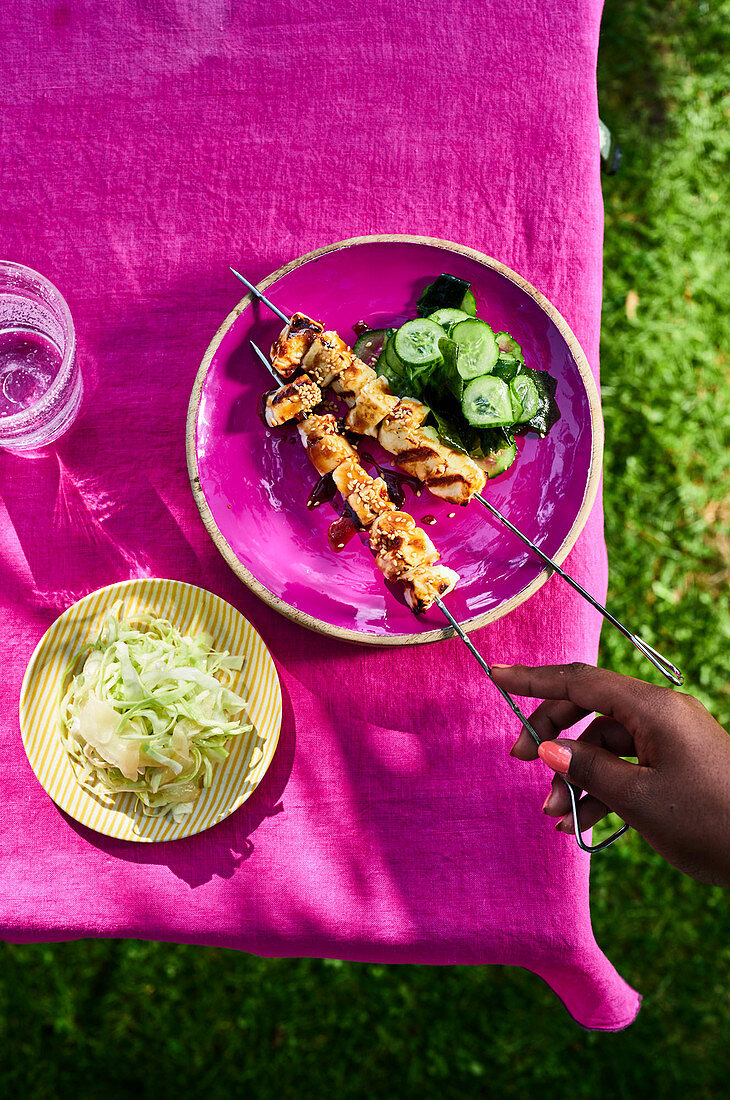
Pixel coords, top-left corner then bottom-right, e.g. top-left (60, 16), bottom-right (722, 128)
top-left (58, 606), bottom-right (252, 823)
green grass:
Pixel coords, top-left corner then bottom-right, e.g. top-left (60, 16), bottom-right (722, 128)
top-left (598, 0), bottom-right (730, 723)
top-left (2, 2), bottom-right (729, 1096)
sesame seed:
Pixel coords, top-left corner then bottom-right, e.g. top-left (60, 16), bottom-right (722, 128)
top-left (448, 512), bottom-right (455, 518)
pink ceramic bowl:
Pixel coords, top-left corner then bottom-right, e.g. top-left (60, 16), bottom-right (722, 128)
top-left (187, 235), bottom-right (602, 645)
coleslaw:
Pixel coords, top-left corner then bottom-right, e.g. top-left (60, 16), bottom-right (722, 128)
top-left (58, 606), bottom-right (252, 823)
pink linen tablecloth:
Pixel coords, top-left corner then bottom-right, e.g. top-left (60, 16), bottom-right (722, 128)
top-left (0, 0), bottom-right (641, 1030)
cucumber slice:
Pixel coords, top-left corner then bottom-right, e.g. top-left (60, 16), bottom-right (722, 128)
top-left (385, 334), bottom-right (405, 372)
top-left (450, 319), bottom-right (499, 380)
top-left (479, 440), bottom-right (517, 479)
top-left (352, 328), bottom-right (391, 364)
top-left (428, 307), bottom-right (470, 329)
top-left (374, 343), bottom-right (390, 374)
top-left (374, 335), bottom-right (406, 389)
top-left (462, 375), bottom-right (514, 428)
top-left (460, 289), bottom-right (477, 317)
top-left (510, 375), bottom-right (539, 421)
top-left (393, 318), bottom-right (445, 369)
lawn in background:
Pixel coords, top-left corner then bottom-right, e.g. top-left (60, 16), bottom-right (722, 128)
top-left (1, 2), bottom-right (728, 1096)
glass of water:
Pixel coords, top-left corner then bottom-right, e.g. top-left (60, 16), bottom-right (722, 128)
top-left (0, 261), bottom-right (83, 451)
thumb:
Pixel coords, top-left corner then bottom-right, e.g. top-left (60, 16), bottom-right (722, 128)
top-left (538, 738), bottom-right (648, 818)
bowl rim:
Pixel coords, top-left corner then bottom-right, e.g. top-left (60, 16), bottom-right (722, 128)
top-left (18, 576), bottom-right (283, 842)
top-left (186, 234), bottom-right (604, 646)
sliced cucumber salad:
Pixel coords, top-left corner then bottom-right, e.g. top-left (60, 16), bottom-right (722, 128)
top-left (352, 273), bottom-right (560, 478)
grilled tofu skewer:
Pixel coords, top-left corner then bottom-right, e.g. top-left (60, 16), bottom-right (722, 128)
top-left (236, 272), bottom-right (681, 688)
top-left (233, 267), bottom-right (484, 506)
top-left (253, 344), bottom-right (458, 613)
top-left (265, 326), bottom-right (487, 505)
top-left (248, 331), bottom-right (627, 856)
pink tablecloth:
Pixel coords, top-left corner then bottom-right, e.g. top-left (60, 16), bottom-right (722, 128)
top-left (0, 0), bottom-right (640, 1029)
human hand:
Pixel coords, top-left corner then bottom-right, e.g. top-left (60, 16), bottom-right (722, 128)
top-left (491, 663), bottom-right (730, 886)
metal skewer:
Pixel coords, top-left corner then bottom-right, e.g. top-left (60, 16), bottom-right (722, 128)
top-left (249, 333), bottom-right (627, 854)
top-left (231, 269), bottom-right (291, 324)
top-left (473, 495), bottom-right (682, 686)
top-left (250, 339), bottom-right (281, 382)
top-left (233, 268), bottom-right (682, 688)
top-left (436, 599), bottom-right (629, 853)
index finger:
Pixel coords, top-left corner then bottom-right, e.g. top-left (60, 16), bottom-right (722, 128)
top-left (491, 662), bottom-right (671, 732)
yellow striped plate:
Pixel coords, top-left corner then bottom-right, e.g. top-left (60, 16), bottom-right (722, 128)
top-left (19, 578), bottom-right (282, 842)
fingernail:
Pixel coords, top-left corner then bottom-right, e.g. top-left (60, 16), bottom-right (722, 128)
top-left (491, 663), bottom-right (510, 669)
top-left (556, 814), bottom-right (574, 834)
top-left (538, 740), bottom-right (572, 774)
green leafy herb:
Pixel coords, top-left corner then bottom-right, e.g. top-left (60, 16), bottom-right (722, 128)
top-left (416, 274), bottom-right (472, 317)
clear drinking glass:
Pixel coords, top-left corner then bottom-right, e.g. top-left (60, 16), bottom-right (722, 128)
top-left (0, 261), bottom-right (82, 451)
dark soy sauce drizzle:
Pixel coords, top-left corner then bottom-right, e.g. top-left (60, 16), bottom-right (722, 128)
top-left (305, 454), bottom-right (421, 554)
top-left (306, 472), bottom-right (337, 510)
top-left (327, 515), bottom-right (359, 552)
top-left (359, 451), bottom-right (420, 509)
top-left (307, 475), bottom-right (362, 553)
top-left (352, 320), bottom-right (370, 337)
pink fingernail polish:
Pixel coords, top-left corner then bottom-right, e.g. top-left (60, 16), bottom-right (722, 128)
top-left (538, 741), bottom-right (572, 774)
top-left (541, 792), bottom-right (553, 814)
